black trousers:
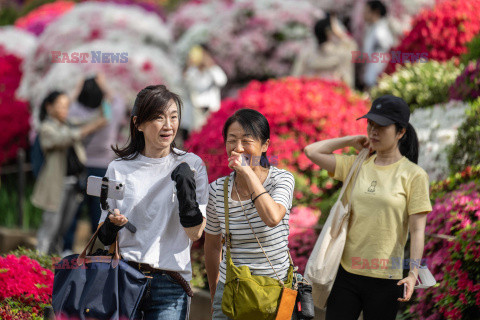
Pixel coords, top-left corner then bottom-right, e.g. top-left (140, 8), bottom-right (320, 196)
top-left (326, 265), bottom-right (403, 320)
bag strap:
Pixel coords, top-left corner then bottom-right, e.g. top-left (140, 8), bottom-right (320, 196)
top-left (223, 177), bottom-right (231, 254)
top-left (77, 221), bottom-right (121, 268)
top-left (225, 175), bottom-right (287, 286)
top-left (337, 148), bottom-right (369, 207)
top-left (329, 149), bottom-right (369, 238)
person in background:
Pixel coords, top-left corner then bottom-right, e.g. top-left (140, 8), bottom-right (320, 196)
top-left (184, 45), bottom-right (227, 131)
top-left (292, 14), bottom-right (357, 88)
top-left (32, 91), bottom-right (106, 254)
top-left (361, 0), bottom-right (394, 88)
top-left (62, 74), bottom-right (127, 256)
top-left (304, 95), bottom-right (432, 320)
top-left (97, 85), bottom-right (208, 319)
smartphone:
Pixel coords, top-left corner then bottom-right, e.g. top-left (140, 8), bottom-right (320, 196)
top-left (87, 176), bottom-right (125, 200)
top-left (101, 100), bottom-right (112, 121)
top-left (400, 283), bottom-right (407, 299)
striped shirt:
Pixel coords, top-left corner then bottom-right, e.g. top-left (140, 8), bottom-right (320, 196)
top-left (205, 166), bottom-right (295, 284)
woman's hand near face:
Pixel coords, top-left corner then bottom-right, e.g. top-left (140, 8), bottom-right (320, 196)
top-left (108, 208), bottom-right (128, 226)
top-left (228, 151), bottom-right (253, 176)
top-left (351, 135), bottom-right (372, 152)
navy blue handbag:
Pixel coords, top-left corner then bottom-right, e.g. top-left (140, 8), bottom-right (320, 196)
top-left (52, 227), bottom-right (147, 319)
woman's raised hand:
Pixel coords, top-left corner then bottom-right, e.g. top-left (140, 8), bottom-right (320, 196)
top-left (108, 208), bottom-right (128, 226)
top-left (228, 151), bottom-right (252, 175)
top-left (350, 135), bottom-right (372, 152)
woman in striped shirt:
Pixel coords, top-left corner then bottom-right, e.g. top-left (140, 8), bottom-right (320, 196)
top-left (204, 108), bottom-right (295, 319)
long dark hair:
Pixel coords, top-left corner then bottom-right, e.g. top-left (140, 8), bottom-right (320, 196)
top-left (78, 77), bottom-right (104, 109)
top-left (222, 108), bottom-right (271, 168)
top-left (396, 123), bottom-right (419, 164)
top-left (39, 91), bottom-right (65, 122)
top-left (112, 85), bottom-right (184, 160)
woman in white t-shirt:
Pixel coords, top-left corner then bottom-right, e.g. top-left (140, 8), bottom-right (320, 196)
top-left (204, 108), bottom-right (295, 319)
top-left (97, 85), bottom-right (209, 320)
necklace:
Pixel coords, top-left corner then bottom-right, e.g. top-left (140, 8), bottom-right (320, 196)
top-left (233, 167), bottom-right (269, 199)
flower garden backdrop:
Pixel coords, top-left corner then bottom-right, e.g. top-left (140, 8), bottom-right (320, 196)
top-left (0, 0), bottom-right (479, 319)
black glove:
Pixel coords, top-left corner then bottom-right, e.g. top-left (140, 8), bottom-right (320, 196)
top-left (98, 216), bottom-right (124, 246)
top-left (171, 162), bottom-right (203, 228)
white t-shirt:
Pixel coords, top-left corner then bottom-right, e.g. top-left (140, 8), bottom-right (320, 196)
top-left (362, 18), bottom-right (394, 87)
top-left (205, 166), bottom-right (295, 284)
top-left (184, 65), bottom-right (227, 112)
top-left (99, 148), bottom-right (209, 281)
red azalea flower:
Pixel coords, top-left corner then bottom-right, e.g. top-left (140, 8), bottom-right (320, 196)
top-left (14, 1), bottom-right (75, 36)
top-left (0, 47), bottom-right (31, 164)
top-left (386, 0), bottom-right (480, 73)
top-left (185, 77), bottom-right (369, 183)
top-left (411, 180), bottom-right (480, 319)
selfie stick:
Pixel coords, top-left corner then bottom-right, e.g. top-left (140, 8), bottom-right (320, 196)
top-left (100, 177), bottom-right (136, 233)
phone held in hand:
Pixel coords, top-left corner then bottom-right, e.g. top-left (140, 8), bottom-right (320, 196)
top-left (399, 283), bottom-right (406, 299)
top-left (87, 176), bottom-right (125, 200)
top-left (101, 100), bottom-right (112, 121)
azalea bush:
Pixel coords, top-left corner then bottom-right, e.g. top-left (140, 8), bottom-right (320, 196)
top-left (372, 60), bottom-right (462, 111)
top-left (185, 77), bottom-right (369, 211)
top-left (292, 165), bottom-right (343, 221)
top-left (17, 1), bottom-right (184, 123)
top-left (409, 100), bottom-right (468, 181)
top-left (386, 0), bottom-right (480, 72)
top-left (173, 0), bottom-right (323, 82)
top-left (0, 255), bottom-right (54, 320)
top-left (0, 26), bottom-right (37, 59)
top-left (288, 206), bottom-right (319, 238)
top-left (81, 0), bottom-right (166, 18)
top-left (430, 165), bottom-right (480, 200)
top-left (448, 98), bottom-right (480, 174)
top-left (0, 47), bottom-right (31, 164)
top-left (8, 247), bottom-right (57, 271)
top-left (406, 181), bottom-right (480, 320)
top-left (168, 0), bottom-right (230, 40)
top-left (449, 60), bottom-right (480, 102)
top-left (14, 0), bottom-right (75, 36)
top-left (461, 33), bottom-right (480, 64)
top-left (288, 206), bottom-right (319, 274)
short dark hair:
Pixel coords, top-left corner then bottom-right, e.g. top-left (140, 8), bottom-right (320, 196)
top-left (314, 18), bottom-right (331, 45)
top-left (367, 1), bottom-right (387, 17)
top-left (112, 85), bottom-right (184, 160)
top-left (39, 91), bottom-right (66, 122)
top-left (222, 108), bottom-right (271, 168)
top-left (78, 77), bottom-right (104, 109)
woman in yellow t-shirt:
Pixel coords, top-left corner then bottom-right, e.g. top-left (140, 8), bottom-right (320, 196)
top-left (304, 95), bottom-right (432, 320)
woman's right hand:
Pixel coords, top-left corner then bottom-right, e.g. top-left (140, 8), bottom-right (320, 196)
top-left (108, 208), bottom-right (128, 226)
top-left (350, 135), bottom-right (371, 152)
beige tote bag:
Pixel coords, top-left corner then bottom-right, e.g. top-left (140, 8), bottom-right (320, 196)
top-left (304, 148), bottom-right (369, 309)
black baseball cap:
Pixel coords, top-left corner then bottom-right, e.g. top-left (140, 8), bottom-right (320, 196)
top-left (357, 95), bottom-right (410, 127)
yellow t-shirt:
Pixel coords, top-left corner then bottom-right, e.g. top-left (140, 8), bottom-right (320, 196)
top-left (330, 154), bottom-right (432, 280)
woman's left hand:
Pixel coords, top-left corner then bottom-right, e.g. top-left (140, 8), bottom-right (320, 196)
top-left (397, 273), bottom-right (416, 302)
